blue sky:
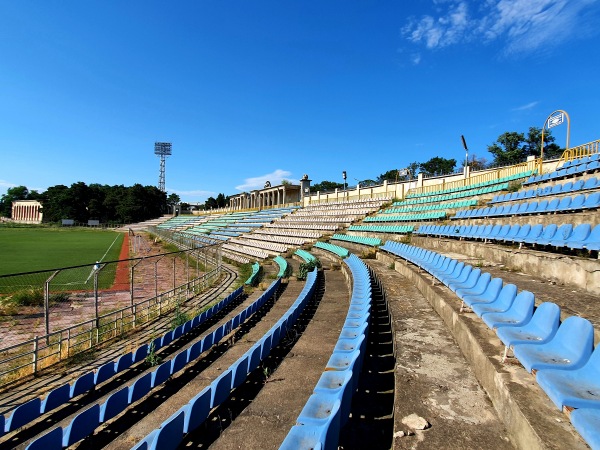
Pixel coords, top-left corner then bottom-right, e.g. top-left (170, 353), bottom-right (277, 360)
top-left (1, 0), bottom-right (599, 202)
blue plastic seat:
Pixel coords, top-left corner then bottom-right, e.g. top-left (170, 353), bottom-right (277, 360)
top-left (471, 284), bottom-right (518, 317)
top-left (170, 350), bottom-right (188, 375)
top-left (535, 199), bottom-right (549, 213)
top-left (461, 277), bottom-right (503, 309)
top-left (570, 409), bottom-right (600, 450)
top-left (546, 224), bottom-right (574, 247)
top-left (583, 177), bottom-right (598, 190)
top-left (94, 361), bottom-right (116, 386)
top-left (210, 369), bottom-right (233, 408)
top-left (526, 224), bottom-right (557, 245)
top-left (161, 331), bottom-right (174, 348)
top-left (440, 263), bottom-right (469, 286)
top-left (514, 224), bottom-right (541, 244)
top-left (202, 333), bottom-right (214, 353)
top-left (555, 223), bottom-right (591, 248)
top-left (260, 334), bottom-right (273, 360)
top-left (501, 224), bottom-right (521, 242)
top-left (296, 394), bottom-right (342, 450)
top-left (187, 340), bottom-right (204, 363)
top-left (448, 268), bottom-right (481, 293)
top-left (99, 386), bottom-right (129, 422)
top-left (535, 223), bottom-right (573, 245)
top-left (314, 370), bottom-right (354, 427)
top-left (247, 344), bottom-right (262, 373)
top-left (70, 371), bottom-right (95, 398)
top-left (133, 344), bottom-right (149, 364)
top-left (280, 425), bottom-right (324, 450)
top-left (149, 409), bottom-right (185, 450)
top-left (481, 291), bottom-right (535, 329)
top-left (496, 302), bottom-right (560, 352)
top-left (536, 346), bottom-right (600, 410)
top-left (115, 352), bottom-right (133, 373)
top-left (507, 224), bottom-right (529, 243)
top-left (184, 386), bottom-right (211, 433)
top-left (24, 426), bottom-right (62, 450)
top-left (62, 404), bottom-right (100, 447)
top-left (151, 360), bottom-right (172, 388)
top-left (455, 272), bottom-right (491, 299)
top-left (545, 198), bottom-right (561, 213)
top-left (576, 224), bottom-right (600, 251)
top-left (40, 383), bottom-right (70, 414)
top-left (583, 192), bottom-right (600, 210)
top-left (567, 194), bottom-right (586, 211)
top-left (129, 373), bottom-right (152, 403)
top-left (513, 316), bottom-right (594, 373)
top-left (231, 355), bottom-right (249, 389)
top-left (5, 397), bottom-right (41, 432)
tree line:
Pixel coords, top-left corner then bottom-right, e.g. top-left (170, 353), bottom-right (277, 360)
top-left (0, 182), bottom-right (167, 224)
top-left (312, 126), bottom-right (562, 190)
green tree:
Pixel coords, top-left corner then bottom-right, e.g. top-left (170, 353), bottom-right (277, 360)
top-left (523, 127), bottom-right (562, 159)
top-left (419, 157), bottom-right (457, 177)
top-left (0, 186), bottom-right (30, 217)
top-left (487, 131), bottom-right (527, 166)
top-left (310, 180), bottom-right (344, 193)
top-left (376, 170), bottom-right (401, 184)
top-left (167, 193), bottom-right (180, 207)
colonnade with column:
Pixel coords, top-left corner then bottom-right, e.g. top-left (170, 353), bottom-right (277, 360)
top-left (11, 200), bottom-right (43, 223)
top-left (230, 184), bottom-right (301, 210)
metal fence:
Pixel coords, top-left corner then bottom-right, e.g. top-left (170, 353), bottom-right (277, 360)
top-left (0, 240), bottom-right (223, 386)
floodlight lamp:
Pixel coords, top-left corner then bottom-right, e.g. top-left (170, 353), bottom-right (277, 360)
top-left (154, 142), bottom-right (172, 156)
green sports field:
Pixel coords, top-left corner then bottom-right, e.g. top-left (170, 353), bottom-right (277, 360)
top-left (0, 227), bottom-right (125, 276)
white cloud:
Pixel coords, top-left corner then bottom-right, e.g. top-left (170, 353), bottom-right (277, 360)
top-left (512, 101), bottom-right (539, 111)
top-left (235, 169), bottom-right (293, 191)
top-left (402, 0), bottom-right (599, 56)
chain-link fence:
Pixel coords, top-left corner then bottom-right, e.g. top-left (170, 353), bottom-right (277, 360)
top-left (0, 240), bottom-right (223, 386)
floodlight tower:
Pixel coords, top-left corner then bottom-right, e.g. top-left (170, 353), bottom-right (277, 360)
top-left (154, 142), bottom-right (172, 192)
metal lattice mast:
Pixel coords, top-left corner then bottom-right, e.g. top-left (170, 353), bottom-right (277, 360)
top-left (154, 142), bottom-right (172, 192)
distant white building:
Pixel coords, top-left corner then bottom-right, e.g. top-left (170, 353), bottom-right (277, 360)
top-left (12, 200), bottom-right (43, 224)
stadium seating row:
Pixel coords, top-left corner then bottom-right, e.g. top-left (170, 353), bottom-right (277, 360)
top-left (314, 242), bottom-right (349, 259)
top-left (379, 242), bottom-right (600, 449)
top-left (274, 256), bottom-right (289, 278)
top-left (416, 223), bottom-right (600, 251)
top-left (280, 252), bottom-right (371, 450)
top-left (243, 233), bottom-right (305, 246)
top-left (10, 287), bottom-right (242, 444)
top-left (132, 269), bottom-right (319, 450)
top-left (364, 211), bottom-right (446, 222)
top-left (384, 199), bottom-right (477, 214)
top-left (348, 224), bottom-right (414, 234)
top-left (490, 177), bottom-right (599, 204)
top-left (244, 262), bottom-right (261, 286)
top-left (331, 233), bottom-right (381, 247)
top-left (223, 243), bottom-right (270, 260)
top-left (254, 228), bottom-right (321, 239)
top-left (524, 155), bottom-right (600, 186)
top-left (395, 183), bottom-right (509, 206)
top-left (295, 249), bottom-right (318, 264)
top-left (25, 281), bottom-right (282, 449)
top-left (452, 192), bottom-right (600, 219)
top-left (406, 171), bottom-right (534, 199)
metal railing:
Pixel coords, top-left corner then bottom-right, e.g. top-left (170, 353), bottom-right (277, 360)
top-left (0, 241), bottom-right (224, 386)
top-left (559, 139), bottom-right (600, 163)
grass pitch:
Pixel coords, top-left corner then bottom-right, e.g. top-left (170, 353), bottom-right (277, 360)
top-left (0, 227), bottom-right (125, 276)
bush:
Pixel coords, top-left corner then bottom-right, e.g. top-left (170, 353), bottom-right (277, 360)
top-left (8, 288), bottom-right (44, 306)
top-left (297, 259), bottom-right (321, 280)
